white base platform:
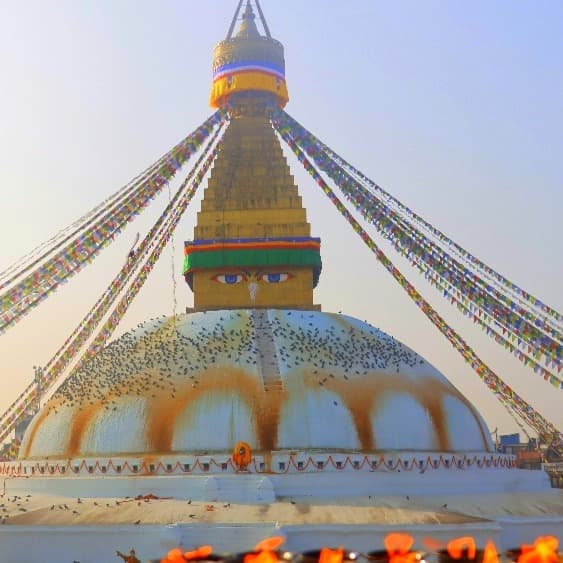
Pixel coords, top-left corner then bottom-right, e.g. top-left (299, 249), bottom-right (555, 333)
top-left (3, 465), bottom-right (551, 501)
top-left (1, 466), bottom-right (560, 562)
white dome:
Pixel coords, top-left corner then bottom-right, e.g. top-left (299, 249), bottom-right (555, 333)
top-left (20, 310), bottom-right (493, 458)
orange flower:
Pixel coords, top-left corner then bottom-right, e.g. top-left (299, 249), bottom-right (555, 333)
top-left (184, 545), bottom-right (213, 561)
top-left (482, 540), bottom-right (498, 563)
top-left (385, 533), bottom-right (415, 555)
top-left (244, 536), bottom-right (286, 563)
top-left (162, 548), bottom-right (187, 563)
top-left (447, 537), bottom-right (477, 560)
top-left (254, 537), bottom-right (285, 552)
top-left (384, 533), bottom-right (418, 563)
top-left (518, 536), bottom-right (559, 563)
top-left (319, 547), bottom-right (344, 563)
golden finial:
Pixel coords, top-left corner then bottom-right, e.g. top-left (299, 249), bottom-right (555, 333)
top-left (210, 0), bottom-right (289, 109)
top-left (236, 2), bottom-right (260, 38)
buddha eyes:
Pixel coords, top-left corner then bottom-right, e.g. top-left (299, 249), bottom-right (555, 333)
top-left (212, 272), bottom-right (293, 284)
top-left (213, 273), bottom-right (247, 284)
top-left (260, 273), bottom-right (291, 283)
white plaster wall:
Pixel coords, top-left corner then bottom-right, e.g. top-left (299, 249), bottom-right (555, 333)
top-left (278, 388), bottom-right (360, 449)
top-left (497, 517), bottom-right (563, 550)
top-left (3, 465), bottom-right (550, 501)
top-left (22, 309), bottom-right (496, 458)
top-left (80, 397), bottom-right (149, 454)
top-left (443, 395), bottom-right (491, 451)
top-left (172, 392), bottom-right (257, 450)
top-left (371, 392), bottom-right (438, 450)
top-left (20, 404), bottom-right (74, 458)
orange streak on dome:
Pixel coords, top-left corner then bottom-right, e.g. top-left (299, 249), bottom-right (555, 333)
top-left (146, 368), bottom-right (265, 452)
top-left (335, 379), bottom-right (377, 450)
top-left (314, 371), bottom-right (455, 451)
top-left (295, 368), bottom-right (375, 449)
top-left (412, 378), bottom-right (451, 451)
top-left (67, 402), bottom-right (103, 457)
top-left (450, 390), bottom-right (491, 449)
top-left (20, 399), bottom-right (59, 458)
top-left (255, 386), bottom-right (286, 451)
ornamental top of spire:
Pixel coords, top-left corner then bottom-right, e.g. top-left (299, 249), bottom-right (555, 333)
top-left (236, 2), bottom-right (260, 38)
top-left (210, 0), bottom-right (289, 109)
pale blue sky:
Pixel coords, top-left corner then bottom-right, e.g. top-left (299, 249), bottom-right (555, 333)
top-left (0, 1), bottom-right (561, 435)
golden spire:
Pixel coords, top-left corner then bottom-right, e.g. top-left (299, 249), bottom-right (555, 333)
top-left (183, 113), bottom-right (321, 311)
top-left (184, 1), bottom-right (320, 311)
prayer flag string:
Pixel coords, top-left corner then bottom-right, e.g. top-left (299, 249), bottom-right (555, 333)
top-left (0, 119), bottom-right (226, 443)
top-left (278, 111), bottom-right (562, 334)
top-left (61, 130), bottom-right (220, 393)
top-left (273, 116), bottom-right (561, 442)
top-left (272, 111), bottom-right (561, 381)
top-left (0, 143), bottom-right (171, 289)
top-left (0, 111), bottom-right (226, 336)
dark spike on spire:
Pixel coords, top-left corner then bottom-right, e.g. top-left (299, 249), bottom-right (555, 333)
top-left (226, 0), bottom-right (272, 40)
top-left (226, 0), bottom-right (244, 39)
top-left (237, 1), bottom-right (260, 38)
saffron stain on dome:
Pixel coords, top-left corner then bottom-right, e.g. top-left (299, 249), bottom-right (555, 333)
top-left (147, 368), bottom-right (264, 452)
top-left (254, 384), bottom-right (286, 451)
top-left (19, 310), bottom-right (494, 458)
top-left (67, 402), bottom-right (103, 457)
top-left (409, 378), bottom-right (452, 451)
top-left (20, 400), bottom-right (55, 459)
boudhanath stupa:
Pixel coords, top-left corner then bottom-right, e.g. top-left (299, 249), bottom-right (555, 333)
top-left (0, 2), bottom-right (561, 562)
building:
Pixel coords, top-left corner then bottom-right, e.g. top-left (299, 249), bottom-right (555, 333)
top-left (0, 2), bottom-right (561, 562)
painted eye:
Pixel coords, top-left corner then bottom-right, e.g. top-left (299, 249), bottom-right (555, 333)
top-left (213, 273), bottom-right (246, 284)
top-left (260, 273), bottom-right (291, 283)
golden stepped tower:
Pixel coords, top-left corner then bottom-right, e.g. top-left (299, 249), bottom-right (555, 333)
top-left (195, 116), bottom-right (309, 241)
top-left (184, 1), bottom-right (321, 311)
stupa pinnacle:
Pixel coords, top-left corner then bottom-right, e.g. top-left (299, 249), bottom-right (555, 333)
top-left (3, 5), bottom-right (558, 559)
top-left (184, 0), bottom-right (321, 311)
top-left (236, 2), bottom-right (260, 38)
top-left (209, 0), bottom-right (288, 109)
top-left (16, 2), bottom-right (495, 463)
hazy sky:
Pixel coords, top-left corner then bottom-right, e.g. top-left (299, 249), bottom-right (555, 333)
top-left (0, 1), bottom-right (561, 436)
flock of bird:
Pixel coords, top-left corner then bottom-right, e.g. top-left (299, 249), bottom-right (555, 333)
top-left (46, 309), bottom-right (427, 414)
top-left (0, 494), bottom-right (32, 525)
top-left (0, 492), bottom-right (231, 527)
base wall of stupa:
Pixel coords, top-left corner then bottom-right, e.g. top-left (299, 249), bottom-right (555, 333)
top-left (1, 451), bottom-right (550, 501)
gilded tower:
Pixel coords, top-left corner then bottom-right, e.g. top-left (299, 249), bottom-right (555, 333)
top-left (184, 1), bottom-right (321, 311)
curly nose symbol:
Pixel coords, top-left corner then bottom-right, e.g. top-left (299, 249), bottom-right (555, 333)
top-left (248, 281), bottom-right (258, 302)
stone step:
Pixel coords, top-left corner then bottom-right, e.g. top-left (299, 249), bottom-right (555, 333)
top-left (251, 310), bottom-right (283, 393)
